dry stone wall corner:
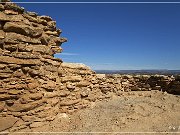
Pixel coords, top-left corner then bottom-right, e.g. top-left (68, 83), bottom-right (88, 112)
top-left (0, 1), bottom-right (180, 132)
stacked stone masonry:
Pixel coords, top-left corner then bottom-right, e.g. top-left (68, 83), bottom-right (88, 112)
top-left (0, 1), bottom-right (180, 132)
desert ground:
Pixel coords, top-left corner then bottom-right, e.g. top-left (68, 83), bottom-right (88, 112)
top-left (8, 90), bottom-right (180, 135)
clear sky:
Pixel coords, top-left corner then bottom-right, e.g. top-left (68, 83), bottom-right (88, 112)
top-left (16, 1), bottom-right (180, 70)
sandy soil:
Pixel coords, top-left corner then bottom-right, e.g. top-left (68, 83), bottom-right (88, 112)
top-left (10, 91), bottom-right (180, 135)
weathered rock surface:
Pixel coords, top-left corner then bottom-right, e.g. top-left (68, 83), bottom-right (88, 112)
top-left (0, 116), bottom-right (18, 131)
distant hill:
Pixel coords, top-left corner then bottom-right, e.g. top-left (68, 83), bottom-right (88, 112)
top-left (95, 70), bottom-right (180, 75)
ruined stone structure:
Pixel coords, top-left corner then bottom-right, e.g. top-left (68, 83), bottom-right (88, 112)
top-left (0, 1), bottom-right (179, 132)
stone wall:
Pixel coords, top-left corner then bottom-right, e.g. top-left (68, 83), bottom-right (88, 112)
top-left (0, 1), bottom-right (68, 131)
top-left (0, 1), bottom-right (179, 132)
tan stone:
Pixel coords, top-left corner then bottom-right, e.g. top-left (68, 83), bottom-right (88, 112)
top-left (12, 52), bottom-right (40, 59)
top-left (41, 58), bottom-right (61, 66)
top-left (21, 116), bottom-right (36, 122)
top-left (8, 90), bottom-right (21, 95)
top-left (47, 21), bottom-right (56, 29)
top-left (5, 32), bottom-right (41, 44)
top-left (61, 76), bottom-right (82, 83)
top-left (4, 10), bottom-right (18, 15)
top-left (44, 92), bottom-right (59, 98)
top-left (37, 18), bottom-right (47, 25)
top-left (0, 12), bottom-right (9, 21)
top-left (27, 11), bottom-right (38, 17)
top-left (59, 91), bottom-right (70, 97)
top-left (29, 45), bottom-right (52, 54)
top-left (76, 81), bottom-right (91, 87)
top-left (41, 81), bottom-right (56, 91)
top-left (61, 62), bottom-right (91, 70)
top-left (27, 82), bottom-right (39, 89)
top-left (80, 88), bottom-right (90, 97)
top-left (0, 88), bottom-right (7, 94)
top-left (0, 30), bottom-right (5, 39)
top-left (47, 98), bottom-right (59, 106)
top-left (23, 13), bottom-right (38, 23)
top-left (66, 83), bottom-right (76, 90)
top-left (39, 15), bottom-right (52, 22)
top-left (0, 12), bottom-right (24, 22)
top-left (0, 56), bottom-right (41, 65)
top-left (4, 3), bottom-right (24, 13)
top-left (0, 94), bottom-right (18, 101)
top-left (45, 30), bottom-right (59, 36)
top-left (30, 122), bottom-right (45, 128)
top-left (29, 93), bottom-right (43, 100)
top-left (4, 22), bottom-right (43, 37)
top-left (0, 102), bottom-right (5, 112)
top-left (39, 33), bottom-right (50, 45)
top-left (9, 14), bottom-right (25, 22)
top-left (7, 99), bottom-right (46, 112)
top-left (60, 99), bottom-right (81, 106)
top-left (0, 116), bottom-right (18, 131)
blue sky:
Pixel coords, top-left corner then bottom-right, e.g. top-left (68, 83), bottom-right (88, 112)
top-left (16, 1), bottom-right (180, 70)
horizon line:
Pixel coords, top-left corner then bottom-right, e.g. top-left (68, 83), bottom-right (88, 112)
top-left (1, 2), bottom-right (180, 4)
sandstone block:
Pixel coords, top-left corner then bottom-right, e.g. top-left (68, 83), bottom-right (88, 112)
top-left (76, 81), bottom-right (91, 87)
top-left (39, 15), bottom-right (53, 22)
top-left (66, 83), bottom-right (76, 90)
top-left (0, 56), bottom-right (41, 65)
top-left (29, 93), bottom-right (43, 100)
top-left (47, 21), bottom-right (56, 30)
top-left (61, 76), bottom-right (82, 83)
top-left (80, 88), bottom-right (90, 98)
top-left (45, 30), bottom-right (59, 36)
top-left (0, 116), bottom-right (18, 132)
top-left (59, 90), bottom-right (70, 97)
top-left (4, 22), bottom-right (43, 37)
top-left (61, 62), bottom-right (91, 70)
top-left (46, 98), bottom-right (59, 107)
top-left (7, 99), bottom-right (46, 112)
top-left (5, 32), bottom-right (41, 44)
top-left (0, 12), bottom-right (24, 22)
top-left (41, 81), bottom-right (56, 91)
top-left (27, 11), bottom-right (38, 17)
top-left (27, 82), bottom-right (39, 89)
top-left (4, 3), bottom-right (24, 13)
top-left (40, 33), bottom-right (50, 45)
top-left (4, 10), bottom-right (18, 15)
top-left (37, 17), bottom-right (47, 25)
top-left (12, 52), bottom-right (40, 59)
top-left (0, 30), bottom-right (5, 39)
top-left (8, 90), bottom-right (21, 95)
top-left (21, 116), bottom-right (36, 122)
top-left (0, 94), bottom-right (19, 101)
top-left (51, 46), bottom-right (63, 54)
top-left (41, 58), bottom-right (61, 66)
top-left (0, 12), bottom-right (9, 21)
top-left (29, 45), bottom-right (52, 55)
top-left (0, 102), bottom-right (5, 112)
top-left (4, 44), bottom-right (18, 52)
top-left (9, 14), bottom-right (25, 22)
top-left (23, 13), bottom-right (38, 23)
top-left (30, 122), bottom-right (45, 128)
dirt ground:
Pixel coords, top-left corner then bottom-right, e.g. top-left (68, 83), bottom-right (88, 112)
top-left (9, 91), bottom-right (180, 135)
